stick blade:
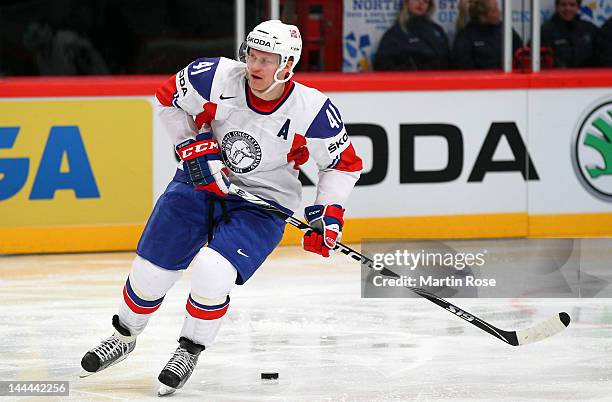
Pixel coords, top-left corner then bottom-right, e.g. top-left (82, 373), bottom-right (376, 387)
top-left (515, 312), bottom-right (571, 346)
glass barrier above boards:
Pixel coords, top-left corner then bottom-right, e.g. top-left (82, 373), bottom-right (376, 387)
top-left (534, 0), bottom-right (612, 69)
top-left (0, 0), bottom-right (267, 77)
top-left (342, 0), bottom-right (612, 73)
top-left (0, 0), bottom-right (344, 76)
top-left (2, 0), bottom-right (611, 77)
top-left (346, 0), bottom-right (518, 73)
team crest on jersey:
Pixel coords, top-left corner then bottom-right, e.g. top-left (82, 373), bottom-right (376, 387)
top-left (221, 131), bottom-right (262, 173)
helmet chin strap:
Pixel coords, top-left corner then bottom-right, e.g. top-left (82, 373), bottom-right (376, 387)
top-left (247, 65), bottom-right (294, 96)
top-left (261, 67), bottom-right (293, 95)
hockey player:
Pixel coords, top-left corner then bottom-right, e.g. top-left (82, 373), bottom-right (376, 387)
top-left (79, 20), bottom-right (362, 396)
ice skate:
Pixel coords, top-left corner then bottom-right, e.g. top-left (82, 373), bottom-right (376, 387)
top-left (157, 337), bottom-right (204, 396)
top-left (80, 315), bottom-right (136, 377)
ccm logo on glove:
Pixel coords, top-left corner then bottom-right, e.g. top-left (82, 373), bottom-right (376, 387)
top-left (176, 133), bottom-right (230, 197)
top-left (177, 140), bottom-right (219, 160)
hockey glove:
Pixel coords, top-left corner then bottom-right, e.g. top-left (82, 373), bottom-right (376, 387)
top-left (302, 204), bottom-right (344, 258)
top-left (176, 133), bottom-right (230, 197)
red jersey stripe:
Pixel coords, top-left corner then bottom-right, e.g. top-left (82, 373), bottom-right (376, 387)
top-left (155, 74), bottom-right (177, 106)
top-left (334, 144), bottom-right (363, 172)
top-left (195, 102), bottom-right (217, 130)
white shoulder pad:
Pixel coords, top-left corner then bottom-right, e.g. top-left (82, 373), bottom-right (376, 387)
top-left (175, 57), bottom-right (245, 115)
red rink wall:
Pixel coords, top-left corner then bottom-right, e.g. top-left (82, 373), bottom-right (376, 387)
top-left (1, 70), bottom-right (612, 254)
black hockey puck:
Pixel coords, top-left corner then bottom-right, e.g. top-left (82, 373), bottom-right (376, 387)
top-left (261, 372), bottom-right (279, 380)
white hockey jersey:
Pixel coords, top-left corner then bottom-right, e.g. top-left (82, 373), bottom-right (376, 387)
top-left (155, 57), bottom-right (362, 212)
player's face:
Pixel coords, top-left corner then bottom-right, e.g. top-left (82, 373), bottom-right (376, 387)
top-left (557, 0), bottom-right (579, 22)
top-left (407, 0), bottom-right (430, 17)
top-left (246, 48), bottom-right (282, 92)
top-left (481, 0), bottom-right (501, 24)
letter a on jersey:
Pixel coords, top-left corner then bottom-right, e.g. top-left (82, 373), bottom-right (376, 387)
top-left (277, 119), bottom-right (291, 141)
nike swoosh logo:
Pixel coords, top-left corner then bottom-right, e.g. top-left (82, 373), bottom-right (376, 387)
top-left (220, 94), bottom-right (236, 100)
top-left (237, 249), bottom-right (249, 257)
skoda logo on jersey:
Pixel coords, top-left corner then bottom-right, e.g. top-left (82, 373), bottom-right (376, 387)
top-left (571, 100), bottom-right (612, 202)
top-left (221, 131), bottom-right (262, 174)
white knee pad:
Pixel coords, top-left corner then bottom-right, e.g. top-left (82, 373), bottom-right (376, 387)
top-left (118, 255), bottom-right (183, 335)
top-left (130, 255), bottom-right (183, 299)
top-left (190, 247), bottom-right (237, 302)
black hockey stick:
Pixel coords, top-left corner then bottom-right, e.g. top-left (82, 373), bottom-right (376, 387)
top-left (228, 184), bottom-right (571, 346)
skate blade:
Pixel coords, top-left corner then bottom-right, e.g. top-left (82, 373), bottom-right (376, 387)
top-left (158, 384), bottom-right (176, 397)
top-left (79, 369), bottom-right (96, 378)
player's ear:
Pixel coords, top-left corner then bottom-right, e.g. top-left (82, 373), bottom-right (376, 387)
top-left (283, 57), bottom-right (294, 78)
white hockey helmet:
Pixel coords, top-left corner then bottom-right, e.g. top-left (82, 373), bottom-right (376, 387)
top-left (240, 19), bottom-right (302, 85)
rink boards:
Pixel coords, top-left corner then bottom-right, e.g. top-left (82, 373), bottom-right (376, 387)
top-left (1, 71), bottom-right (611, 253)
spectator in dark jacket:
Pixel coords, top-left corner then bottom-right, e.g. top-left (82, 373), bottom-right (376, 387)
top-left (374, 0), bottom-right (450, 71)
top-left (600, 16), bottom-right (612, 67)
top-left (451, 0), bottom-right (523, 69)
top-left (541, 0), bottom-right (599, 68)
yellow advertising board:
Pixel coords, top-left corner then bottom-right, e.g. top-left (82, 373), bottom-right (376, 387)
top-left (0, 99), bottom-right (152, 253)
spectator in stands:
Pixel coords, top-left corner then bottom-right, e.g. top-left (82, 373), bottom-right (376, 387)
top-left (541, 0), bottom-right (599, 68)
top-left (23, 21), bottom-right (109, 75)
top-left (599, 16), bottom-right (612, 67)
top-left (451, 0), bottom-right (523, 69)
top-left (374, 0), bottom-right (450, 71)
top-left (455, 0), bottom-right (470, 31)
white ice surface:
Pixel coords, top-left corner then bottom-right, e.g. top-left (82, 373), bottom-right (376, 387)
top-left (0, 247), bottom-right (611, 401)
